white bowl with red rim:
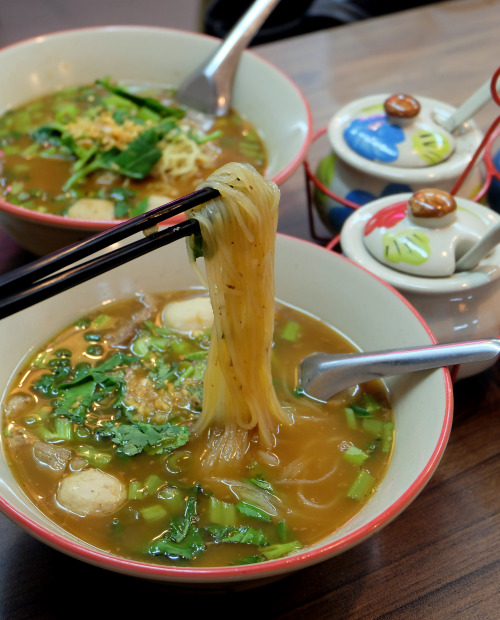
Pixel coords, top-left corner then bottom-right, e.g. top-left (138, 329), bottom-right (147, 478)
top-left (0, 26), bottom-right (312, 255)
top-left (0, 233), bottom-right (452, 586)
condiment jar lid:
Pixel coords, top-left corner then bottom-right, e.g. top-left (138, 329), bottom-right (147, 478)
top-left (340, 93), bottom-right (455, 169)
top-left (328, 94), bottom-right (483, 182)
top-left (362, 188), bottom-right (492, 277)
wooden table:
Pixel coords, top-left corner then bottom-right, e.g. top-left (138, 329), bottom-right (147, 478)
top-left (1, 1), bottom-right (499, 617)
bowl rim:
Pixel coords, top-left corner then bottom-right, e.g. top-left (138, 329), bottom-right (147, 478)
top-left (0, 24), bottom-right (313, 232)
top-left (0, 235), bottom-right (453, 583)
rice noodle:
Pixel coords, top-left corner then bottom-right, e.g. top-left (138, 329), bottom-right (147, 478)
top-left (188, 163), bottom-right (292, 449)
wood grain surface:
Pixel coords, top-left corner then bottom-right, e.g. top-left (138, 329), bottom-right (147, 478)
top-left (0, 1), bottom-right (499, 618)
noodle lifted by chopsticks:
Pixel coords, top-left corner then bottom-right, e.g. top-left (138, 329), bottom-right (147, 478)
top-left (188, 163), bottom-right (292, 448)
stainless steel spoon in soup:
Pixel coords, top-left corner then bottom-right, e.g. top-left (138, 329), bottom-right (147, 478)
top-left (176, 0), bottom-right (281, 116)
top-left (300, 339), bottom-right (500, 402)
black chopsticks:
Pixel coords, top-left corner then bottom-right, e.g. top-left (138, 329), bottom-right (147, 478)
top-left (0, 187), bottom-right (220, 319)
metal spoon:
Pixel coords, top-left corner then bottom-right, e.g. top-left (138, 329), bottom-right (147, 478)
top-left (454, 221), bottom-right (500, 272)
top-left (176, 0), bottom-right (281, 116)
top-left (300, 339), bottom-right (500, 402)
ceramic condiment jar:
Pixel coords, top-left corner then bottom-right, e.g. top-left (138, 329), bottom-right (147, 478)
top-left (314, 93), bottom-right (484, 234)
top-left (340, 188), bottom-right (500, 378)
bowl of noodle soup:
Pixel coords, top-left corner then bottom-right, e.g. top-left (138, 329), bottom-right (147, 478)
top-left (0, 164), bottom-right (452, 586)
top-left (0, 26), bottom-right (312, 255)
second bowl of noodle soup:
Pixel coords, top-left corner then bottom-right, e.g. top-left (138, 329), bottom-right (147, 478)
top-left (0, 165), bottom-right (452, 584)
top-left (0, 26), bottom-right (312, 255)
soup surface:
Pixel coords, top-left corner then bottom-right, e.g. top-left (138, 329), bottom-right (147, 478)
top-left (2, 291), bottom-right (393, 567)
top-left (0, 80), bottom-right (267, 219)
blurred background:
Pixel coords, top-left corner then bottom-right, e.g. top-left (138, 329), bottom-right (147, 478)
top-left (0, 0), bottom-right (442, 47)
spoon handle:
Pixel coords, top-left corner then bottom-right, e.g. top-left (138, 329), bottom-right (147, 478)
top-left (176, 0), bottom-right (281, 116)
top-left (439, 79), bottom-right (492, 133)
top-left (301, 339), bottom-right (500, 402)
top-left (454, 221), bottom-right (500, 271)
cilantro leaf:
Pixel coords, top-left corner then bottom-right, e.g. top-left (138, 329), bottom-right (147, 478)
top-left (237, 502), bottom-right (273, 523)
top-left (100, 418), bottom-right (189, 456)
top-left (33, 351), bottom-right (137, 424)
top-left (205, 525), bottom-right (268, 546)
top-left (146, 485), bottom-right (205, 560)
top-left (63, 119), bottom-right (177, 190)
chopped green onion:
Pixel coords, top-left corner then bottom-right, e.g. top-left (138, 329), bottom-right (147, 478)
top-left (344, 407), bottom-right (357, 430)
top-left (259, 541), bottom-right (301, 560)
top-left (128, 480), bottom-right (146, 500)
top-left (343, 445), bottom-right (369, 466)
top-left (347, 470), bottom-right (375, 500)
top-left (77, 446), bottom-right (112, 468)
top-left (131, 335), bottom-right (150, 357)
top-left (382, 422), bottom-right (394, 453)
top-left (145, 474), bottom-right (163, 494)
top-left (91, 314), bottom-right (112, 329)
top-left (276, 520), bottom-right (293, 543)
top-left (170, 339), bottom-right (192, 356)
top-left (140, 504), bottom-right (168, 522)
top-left (208, 496), bottom-right (237, 526)
top-left (54, 416), bottom-right (73, 440)
top-left (362, 418), bottom-right (383, 436)
top-left (157, 486), bottom-right (184, 512)
top-left (362, 393), bottom-right (383, 412)
top-left (165, 450), bottom-right (191, 474)
top-left (280, 321), bottom-right (300, 342)
top-left (174, 364), bottom-right (195, 385)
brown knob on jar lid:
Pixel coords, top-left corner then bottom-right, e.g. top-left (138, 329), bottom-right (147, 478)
top-left (408, 188), bottom-right (457, 218)
top-left (384, 94), bottom-right (421, 119)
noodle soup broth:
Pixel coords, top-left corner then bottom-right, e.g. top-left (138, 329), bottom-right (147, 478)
top-left (0, 81), bottom-right (267, 220)
top-left (2, 291), bottom-right (393, 568)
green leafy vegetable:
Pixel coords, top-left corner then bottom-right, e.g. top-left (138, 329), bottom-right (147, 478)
top-left (259, 541), bottom-right (301, 560)
top-left (34, 351), bottom-right (137, 424)
top-left (146, 485), bottom-right (204, 560)
top-left (96, 77), bottom-right (185, 119)
top-left (237, 501), bottom-right (272, 523)
top-left (249, 474), bottom-right (274, 494)
top-left (205, 525), bottom-right (268, 546)
top-left (100, 416), bottom-right (189, 457)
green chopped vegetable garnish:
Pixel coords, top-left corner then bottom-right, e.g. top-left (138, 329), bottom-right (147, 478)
top-left (146, 485), bottom-right (204, 560)
top-left (140, 504), bottom-right (168, 522)
top-left (382, 422), bottom-right (394, 453)
top-left (343, 445), bottom-right (369, 466)
top-left (76, 446), bottom-right (112, 467)
top-left (128, 480), bottom-right (146, 500)
top-left (100, 417), bottom-right (189, 457)
top-left (206, 525), bottom-right (268, 545)
top-left (237, 502), bottom-right (272, 523)
top-left (344, 407), bottom-right (357, 430)
top-left (208, 496), bottom-right (237, 526)
top-left (249, 474), bottom-right (274, 494)
top-left (276, 520), bottom-right (293, 543)
top-left (351, 403), bottom-right (372, 417)
top-left (259, 541), bottom-right (301, 560)
top-left (362, 393), bottom-right (383, 412)
top-left (96, 77), bottom-right (185, 119)
top-left (280, 321), bottom-right (300, 342)
top-left (232, 555), bottom-right (265, 565)
top-left (361, 418), bottom-right (383, 437)
top-left (347, 470), bottom-right (376, 500)
top-left (145, 474), bottom-right (163, 494)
